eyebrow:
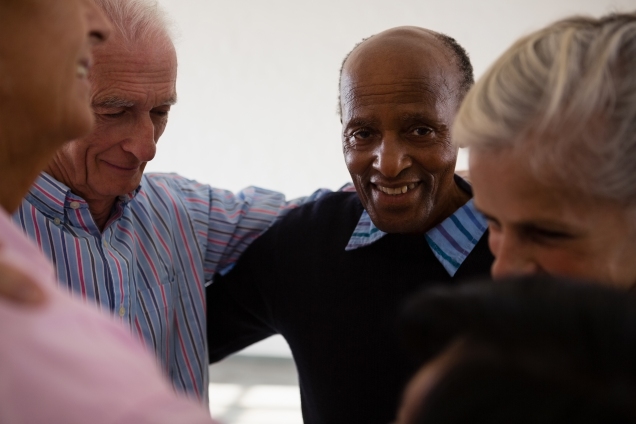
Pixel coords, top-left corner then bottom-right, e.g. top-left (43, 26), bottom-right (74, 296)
top-left (161, 94), bottom-right (178, 106)
top-left (93, 94), bottom-right (178, 109)
top-left (343, 113), bottom-right (381, 128)
top-left (92, 97), bottom-right (135, 109)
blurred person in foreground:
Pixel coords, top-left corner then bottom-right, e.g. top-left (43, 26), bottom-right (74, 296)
top-left (455, 12), bottom-right (636, 288)
top-left (0, 0), bottom-right (217, 422)
top-left (207, 26), bottom-right (494, 423)
top-left (396, 276), bottom-right (636, 423)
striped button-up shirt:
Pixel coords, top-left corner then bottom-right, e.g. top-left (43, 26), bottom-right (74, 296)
top-left (14, 172), bottom-right (327, 401)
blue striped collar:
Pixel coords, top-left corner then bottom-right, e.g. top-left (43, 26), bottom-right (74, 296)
top-left (25, 172), bottom-right (142, 225)
top-left (346, 198), bottom-right (488, 277)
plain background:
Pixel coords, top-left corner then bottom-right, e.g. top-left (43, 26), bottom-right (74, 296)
top-left (152, 0), bottom-right (635, 355)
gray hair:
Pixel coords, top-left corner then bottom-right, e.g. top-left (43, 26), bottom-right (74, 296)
top-left (454, 12), bottom-right (636, 205)
top-left (93, 0), bottom-right (173, 45)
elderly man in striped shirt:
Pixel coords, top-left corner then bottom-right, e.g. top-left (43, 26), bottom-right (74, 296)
top-left (12, 0), bottom-right (327, 402)
top-left (206, 27), bottom-right (495, 423)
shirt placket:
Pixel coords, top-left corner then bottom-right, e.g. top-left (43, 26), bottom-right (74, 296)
top-left (102, 226), bottom-right (132, 325)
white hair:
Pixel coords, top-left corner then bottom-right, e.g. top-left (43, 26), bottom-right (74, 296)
top-left (454, 12), bottom-right (636, 205)
top-left (93, 0), bottom-right (174, 45)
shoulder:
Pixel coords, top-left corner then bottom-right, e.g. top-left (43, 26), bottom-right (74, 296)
top-left (284, 191), bottom-right (363, 223)
top-left (258, 191), bottom-right (364, 247)
top-left (142, 173), bottom-right (210, 194)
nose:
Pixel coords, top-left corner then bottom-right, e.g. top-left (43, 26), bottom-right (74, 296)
top-left (373, 135), bottom-right (412, 178)
top-left (84, 0), bottom-right (112, 45)
top-left (489, 232), bottom-right (539, 280)
top-left (121, 115), bottom-right (157, 162)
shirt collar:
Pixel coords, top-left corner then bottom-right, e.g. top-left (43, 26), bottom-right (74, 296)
top-left (25, 172), bottom-right (142, 225)
top-left (345, 176), bottom-right (488, 277)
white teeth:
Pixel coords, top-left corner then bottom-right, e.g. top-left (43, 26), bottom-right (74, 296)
top-left (377, 183), bottom-right (417, 195)
top-left (77, 65), bottom-right (88, 78)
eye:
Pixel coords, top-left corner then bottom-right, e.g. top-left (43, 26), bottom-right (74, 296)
top-left (151, 107), bottom-right (171, 117)
top-left (99, 110), bottom-right (126, 118)
top-left (352, 128), bottom-right (373, 140)
top-left (411, 127), bottom-right (432, 136)
top-left (530, 228), bottom-right (574, 240)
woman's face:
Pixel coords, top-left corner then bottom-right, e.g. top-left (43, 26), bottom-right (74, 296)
top-left (0, 0), bottom-right (110, 146)
top-left (470, 147), bottom-right (636, 289)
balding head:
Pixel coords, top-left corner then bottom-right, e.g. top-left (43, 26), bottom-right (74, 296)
top-left (93, 0), bottom-right (172, 47)
top-left (339, 26), bottom-right (473, 234)
top-left (338, 27), bottom-right (473, 117)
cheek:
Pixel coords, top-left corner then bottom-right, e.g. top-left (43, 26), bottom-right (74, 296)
top-left (413, 144), bottom-right (457, 173)
top-left (534, 250), bottom-right (588, 278)
top-left (343, 150), bottom-right (368, 178)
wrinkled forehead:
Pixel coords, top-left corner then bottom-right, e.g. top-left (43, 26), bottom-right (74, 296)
top-left (340, 38), bottom-right (457, 117)
top-left (90, 33), bottom-right (178, 107)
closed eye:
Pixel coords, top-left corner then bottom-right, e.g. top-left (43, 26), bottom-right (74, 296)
top-left (100, 110), bottom-right (126, 118)
top-left (526, 226), bottom-right (575, 241)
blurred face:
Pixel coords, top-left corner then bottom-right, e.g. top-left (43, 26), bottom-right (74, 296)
top-left (0, 0), bottom-right (110, 146)
top-left (395, 356), bottom-right (448, 424)
top-left (470, 148), bottom-right (636, 289)
top-left (395, 340), bottom-right (467, 424)
top-left (47, 33), bottom-right (177, 203)
top-left (340, 29), bottom-right (465, 234)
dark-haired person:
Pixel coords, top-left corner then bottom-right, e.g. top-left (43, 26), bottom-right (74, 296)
top-left (396, 276), bottom-right (636, 423)
top-left (206, 26), bottom-right (494, 424)
top-left (455, 12), bottom-right (636, 288)
top-left (0, 0), bottom-right (218, 422)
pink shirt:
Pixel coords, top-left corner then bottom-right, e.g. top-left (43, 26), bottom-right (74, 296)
top-left (0, 209), bottom-right (217, 424)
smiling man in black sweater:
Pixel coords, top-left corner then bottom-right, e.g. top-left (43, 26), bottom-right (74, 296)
top-left (206, 26), bottom-right (493, 424)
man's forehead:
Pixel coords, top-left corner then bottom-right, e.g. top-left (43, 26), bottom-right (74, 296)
top-left (341, 28), bottom-right (457, 95)
top-left (90, 35), bottom-right (178, 108)
top-left (342, 80), bottom-right (441, 110)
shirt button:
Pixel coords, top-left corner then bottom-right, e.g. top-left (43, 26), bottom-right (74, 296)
top-left (53, 218), bottom-right (61, 225)
top-left (118, 306), bottom-right (126, 317)
top-left (103, 240), bottom-right (108, 248)
top-left (69, 201), bottom-right (80, 210)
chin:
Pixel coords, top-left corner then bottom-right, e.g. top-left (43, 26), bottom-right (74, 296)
top-left (372, 214), bottom-right (426, 235)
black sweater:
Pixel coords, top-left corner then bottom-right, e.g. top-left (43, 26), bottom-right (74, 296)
top-left (207, 191), bottom-right (494, 423)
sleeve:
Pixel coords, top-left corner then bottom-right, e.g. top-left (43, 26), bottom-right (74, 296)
top-left (0, 288), bottom-right (218, 424)
top-left (159, 173), bottom-right (329, 282)
top-left (206, 219), bottom-right (281, 363)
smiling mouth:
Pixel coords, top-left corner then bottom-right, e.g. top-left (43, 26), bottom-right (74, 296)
top-left (375, 183), bottom-right (418, 195)
top-left (104, 161), bottom-right (140, 172)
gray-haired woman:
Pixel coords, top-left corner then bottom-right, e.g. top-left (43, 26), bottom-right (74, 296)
top-left (455, 12), bottom-right (636, 289)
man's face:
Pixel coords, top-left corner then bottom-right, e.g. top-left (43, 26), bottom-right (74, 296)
top-left (340, 31), bottom-right (462, 234)
top-left (48, 32), bottom-right (177, 202)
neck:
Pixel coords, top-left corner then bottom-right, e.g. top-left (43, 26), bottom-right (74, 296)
top-left (88, 198), bottom-right (116, 232)
top-left (422, 179), bottom-right (472, 233)
top-left (44, 160), bottom-right (115, 232)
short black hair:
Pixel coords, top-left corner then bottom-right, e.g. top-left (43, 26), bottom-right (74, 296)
top-left (399, 276), bottom-right (636, 423)
top-left (432, 32), bottom-right (474, 100)
top-left (337, 31), bottom-right (474, 116)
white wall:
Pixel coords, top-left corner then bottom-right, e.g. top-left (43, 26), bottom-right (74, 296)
top-left (150, 0), bottom-right (634, 199)
top-left (151, 0), bottom-right (635, 356)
